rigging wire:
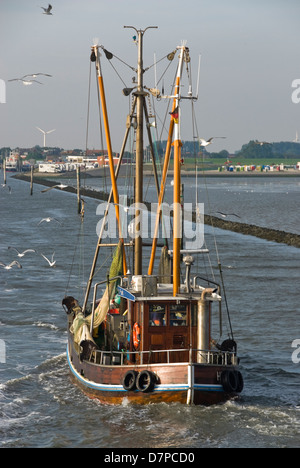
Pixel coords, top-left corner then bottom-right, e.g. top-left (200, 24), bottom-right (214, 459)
top-left (85, 60), bottom-right (92, 162)
top-left (85, 44), bottom-right (234, 340)
top-left (192, 113), bottom-right (234, 340)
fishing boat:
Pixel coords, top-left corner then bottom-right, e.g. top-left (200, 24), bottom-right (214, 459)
top-left (5, 156), bottom-right (18, 172)
top-left (64, 27), bottom-right (244, 405)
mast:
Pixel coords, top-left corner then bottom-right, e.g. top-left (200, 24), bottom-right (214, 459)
top-left (173, 48), bottom-right (183, 295)
top-left (124, 26), bottom-right (157, 275)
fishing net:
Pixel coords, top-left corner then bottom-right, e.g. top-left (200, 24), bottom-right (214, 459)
top-left (71, 242), bottom-right (123, 348)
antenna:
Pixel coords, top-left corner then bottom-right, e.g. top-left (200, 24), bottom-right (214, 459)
top-left (36, 127), bottom-right (56, 147)
top-left (154, 52), bottom-right (157, 90)
top-left (196, 55), bottom-right (201, 99)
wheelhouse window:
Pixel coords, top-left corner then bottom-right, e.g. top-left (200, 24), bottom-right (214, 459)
top-left (149, 304), bottom-right (166, 326)
top-left (170, 304), bottom-right (187, 326)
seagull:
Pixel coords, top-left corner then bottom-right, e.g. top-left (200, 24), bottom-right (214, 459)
top-left (41, 252), bottom-right (56, 267)
top-left (41, 184), bottom-right (68, 193)
top-left (38, 217), bottom-right (62, 225)
top-left (199, 137), bottom-right (226, 147)
top-left (0, 261), bottom-right (22, 270)
top-left (22, 73), bottom-right (52, 79)
top-left (41, 4), bottom-right (53, 15)
top-left (8, 78), bottom-right (43, 86)
top-left (213, 211), bottom-right (241, 219)
top-left (113, 203), bottom-right (130, 212)
top-left (8, 247), bottom-right (37, 258)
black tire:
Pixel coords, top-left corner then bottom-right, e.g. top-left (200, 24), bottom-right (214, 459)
top-left (221, 370), bottom-right (238, 393)
top-left (136, 370), bottom-right (156, 393)
top-left (235, 371), bottom-right (244, 393)
top-left (122, 370), bottom-right (138, 391)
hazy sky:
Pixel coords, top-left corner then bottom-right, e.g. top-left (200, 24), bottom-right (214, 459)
top-left (1, 0), bottom-right (300, 154)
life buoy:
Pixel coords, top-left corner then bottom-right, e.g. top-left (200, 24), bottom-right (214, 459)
top-left (220, 370), bottom-right (238, 393)
top-left (122, 370), bottom-right (138, 391)
top-left (133, 322), bottom-right (141, 350)
top-left (136, 370), bottom-right (156, 393)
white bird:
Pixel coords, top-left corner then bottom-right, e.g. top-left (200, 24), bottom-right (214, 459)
top-left (41, 4), bottom-right (53, 15)
top-left (38, 217), bottom-right (62, 226)
top-left (0, 261), bottom-right (22, 270)
top-left (8, 78), bottom-right (43, 86)
top-left (41, 184), bottom-right (68, 193)
top-left (113, 203), bottom-right (130, 212)
top-left (213, 211), bottom-right (241, 219)
top-left (22, 73), bottom-right (52, 79)
top-left (41, 253), bottom-right (56, 267)
top-left (199, 137), bottom-right (226, 147)
top-left (8, 247), bottom-right (37, 258)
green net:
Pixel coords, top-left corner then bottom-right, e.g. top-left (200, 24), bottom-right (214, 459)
top-left (71, 242), bottom-right (124, 346)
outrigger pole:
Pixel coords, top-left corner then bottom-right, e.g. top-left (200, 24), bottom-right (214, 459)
top-left (81, 46), bottom-right (137, 314)
top-left (93, 44), bottom-right (127, 275)
top-left (81, 98), bottom-right (137, 313)
top-left (148, 44), bottom-right (187, 295)
top-left (147, 98), bottom-right (176, 276)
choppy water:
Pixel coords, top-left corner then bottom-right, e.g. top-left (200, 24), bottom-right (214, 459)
top-left (0, 173), bottom-right (299, 448)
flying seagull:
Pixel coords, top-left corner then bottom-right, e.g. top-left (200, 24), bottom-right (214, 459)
top-left (38, 217), bottom-right (62, 226)
top-left (8, 247), bottom-right (37, 258)
top-left (199, 137), bottom-right (226, 147)
top-left (41, 4), bottom-right (53, 15)
top-left (8, 78), bottom-right (43, 86)
top-left (22, 73), bottom-right (52, 79)
top-left (40, 253), bottom-right (56, 267)
top-left (41, 184), bottom-right (68, 193)
top-left (113, 203), bottom-right (130, 212)
top-left (0, 261), bottom-right (22, 270)
top-left (213, 211), bottom-right (241, 219)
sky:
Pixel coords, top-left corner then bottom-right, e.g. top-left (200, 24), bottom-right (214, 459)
top-left (1, 0), bottom-right (300, 154)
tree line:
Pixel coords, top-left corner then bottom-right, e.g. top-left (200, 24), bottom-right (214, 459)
top-left (2, 140), bottom-right (300, 161)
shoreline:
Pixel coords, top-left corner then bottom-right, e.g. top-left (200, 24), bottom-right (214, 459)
top-left (12, 167), bottom-right (300, 180)
top-left (85, 167), bottom-right (300, 178)
top-left (13, 173), bottom-right (300, 249)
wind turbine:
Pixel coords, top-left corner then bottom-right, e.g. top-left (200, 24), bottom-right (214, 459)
top-left (36, 127), bottom-right (56, 147)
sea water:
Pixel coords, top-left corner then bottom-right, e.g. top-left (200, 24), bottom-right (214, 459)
top-left (0, 174), bottom-right (299, 448)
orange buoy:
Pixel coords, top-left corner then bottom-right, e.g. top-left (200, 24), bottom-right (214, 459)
top-left (133, 322), bottom-right (141, 349)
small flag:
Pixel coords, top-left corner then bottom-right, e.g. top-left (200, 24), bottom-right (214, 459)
top-left (169, 106), bottom-right (179, 123)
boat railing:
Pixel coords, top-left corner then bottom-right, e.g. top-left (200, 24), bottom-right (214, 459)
top-left (90, 347), bottom-right (238, 366)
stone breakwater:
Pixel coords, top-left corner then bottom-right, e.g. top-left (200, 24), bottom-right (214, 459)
top-left (15, 174), bottom-right (300, 249)
top-left (201, 215), bottom-right (300, 249)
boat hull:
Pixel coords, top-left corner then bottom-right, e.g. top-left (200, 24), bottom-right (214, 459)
top-left (67, 337), bottom-right (241, 406)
